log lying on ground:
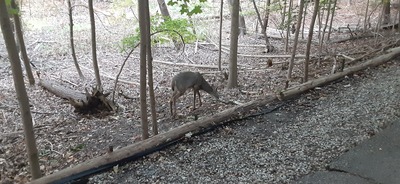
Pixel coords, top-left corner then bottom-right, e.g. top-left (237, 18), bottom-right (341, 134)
top-left (279, 46), bottom-right (400, 100)
top-left (30, 46), bottom-right (400, 184)
top-left (38, 79), bottom-right (116, 113)
top-left (29, 95), bottom-right (279, 184)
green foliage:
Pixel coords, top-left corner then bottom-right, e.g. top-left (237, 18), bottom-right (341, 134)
top-left (167, 0), bottom-right (207, 16)
top-left (5, 0), bottom-right (19, 15)
top-left (121, 15), bottom-right (197, 50)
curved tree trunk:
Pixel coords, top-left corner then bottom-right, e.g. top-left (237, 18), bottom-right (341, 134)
top-left (0, 1), bottom-right (41, 179)
top-left (67, 0), bottom-right (84, 79)
top-left (11, 0), bottom-right (35, 85)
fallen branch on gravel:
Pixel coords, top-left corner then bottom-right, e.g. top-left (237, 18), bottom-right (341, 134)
top-left (279, 46), bottom-right (400, 100)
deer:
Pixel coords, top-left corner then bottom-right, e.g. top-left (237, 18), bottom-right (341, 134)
top-left (170, 71), bottom-right (219, 118)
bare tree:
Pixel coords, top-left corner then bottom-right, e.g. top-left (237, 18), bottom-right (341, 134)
top-left (0, 1), bottom-right (41, 179)
top-left (228, 0), bottom-right (239, 88)
top-left (67, 0), bottom-right (84, 79)
top-left (157, 0), bottom-right (171, 19)
top-left (284, 0), bottom-right (293, 52)
top-left (287, 0), bottom-right (305, 80)
top-left (238, 1), bottom-right (246, 36)
top-left (304, 0), bottom-right (320, 82)
top-left (146, 1), bottom-right (158, 135)
top-left (138, 0), bottom-right (149, 139)
top-left (218, 0), bottom-right (223, 71)
top-left (398, 0), bottom-right (400, 31)
top-left (382, 0), bottom-right (391, 25)
top-left (252, 0), bottom-right (273, 51)
top-left (319, 0), bottom-right (332, 50)
top-left (363, 0), bottom-right (370, 32)
top-left (89, 0), bottom-right (102, 89)
top-left (11, 0), bottom-right (35, 85)
top-left (261, 0), bottom-right (271, 36)
top-left (228, 0), bottom-right (246, 36)
top-left (327, 0), bottom-right (337, 41)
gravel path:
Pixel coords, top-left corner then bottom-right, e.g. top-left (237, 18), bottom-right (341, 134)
top-left (89, 61), bottom-right (400, 184)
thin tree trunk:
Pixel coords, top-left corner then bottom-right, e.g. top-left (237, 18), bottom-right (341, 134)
top-left (228, 0), bottom-right (239, 88)
top-left (0, 1), bottom-right (41, 179)
top-left (89, 0), bottom-right (102, 89)
top-left (304, 0), bottom-right (319, 82)
top-left (364, 0), bottom-right (370, 32)
top-left (67, 0), bottom-right (84, 79)
top-left (319, 0), bottom-right (332, 51)
top-left (284, 0), bottom-right (293, 52)
top-left (287, 0), bottom-right (304, 80)
top-left (218, 0), bottom-right (223, 71)
top-left (157, 0), bottom-right (171, 19)
top-left (261, 0), bottom-right (271, 35)
top-left (138, 0), bottom-right (149, 139)
top-left (238, 2), bottom-right (246, 36)
top-left (327, 0), bottom-right (337, 41)
top-left (252, 0), bottom-right (272, 49)
top-left (281, 0), bottom-right (287, 29)
top-left (145, 2), bottom-right (158, 135)
top-left (382, 0), bottom-right (391, 25)
top-left (11, 0), bottom-right (35, 85)
top-left (398, 0), bottom-right (400, 32)
top-left (301, 1), bottom-right (308, 39)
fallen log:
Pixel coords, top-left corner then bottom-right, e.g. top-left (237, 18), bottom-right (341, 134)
top-left (279, 46), bottom-right (400, 100)
top-left (29, 95), bottom-right (279, 184)
top-left (38, 78), bottom-right (116, 113)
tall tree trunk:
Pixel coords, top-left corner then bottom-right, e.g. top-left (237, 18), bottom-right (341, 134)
top-left (318, 0), bottom-right (332, 59)
top-left (398, 0), bottom-right (400, 32)
top-left (11, 0), bottom-right (35, 85)
top-left (89, 0), bottom-right (102, 89)
top-left (252, 0), bottom-right (272, 51)
top-left (304, 0), bottom-right (319, 82)
top-left (261, 0), bottom-right (271, 35)
top-left (0, 0), bottom-right (41, 179)
top-left (218, 0), bottom-right (223, 71)
top-left (301, 0), bottom-right (308, 39)
top-left (287, 0), bottom-right (304, 80)
top-left (228, 0), bottom-right (239, 88)
top-left (382, 0), bottom-right (391, 25)
top-left (67, 0), bottom-right (84, 79)
top-left (145, 2), bottom-right (158, 136)
top-left (228, 0), bottom-right (246, 36)
top-left (238, 1), bottom-right (246, 36)
top-left (327, 0), bottom-right (337, 41)
top-left (138, 0), bottom-right (149, 139)
top-left (364, 0), bottom-right (370, 32)
top-left (284, 0), bottom-right (293, 52)
top-left (157, 0), bottom-right (171, 19)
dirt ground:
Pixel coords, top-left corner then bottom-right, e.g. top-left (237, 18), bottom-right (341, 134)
top-left (0, 0), bottom-right (399, 183)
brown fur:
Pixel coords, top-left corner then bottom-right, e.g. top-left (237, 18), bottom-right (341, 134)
top-left (170, 71), bottom-right (219, 118)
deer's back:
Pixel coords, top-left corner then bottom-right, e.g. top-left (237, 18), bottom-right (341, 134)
top-left (171, 71), bottom-right (203, 92)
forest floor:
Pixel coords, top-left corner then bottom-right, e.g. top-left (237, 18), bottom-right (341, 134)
top-left (0, 0), bottom-right (399, 183)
